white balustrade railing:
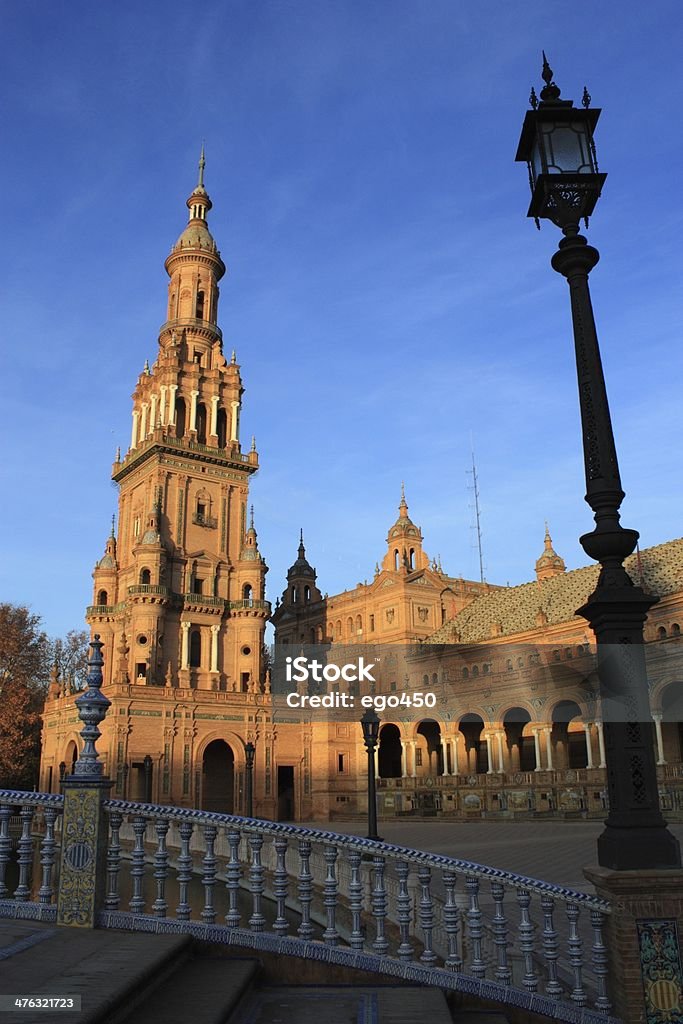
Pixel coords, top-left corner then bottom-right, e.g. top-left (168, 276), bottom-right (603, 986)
top-left (0, 791), bottom-right (615, 1022)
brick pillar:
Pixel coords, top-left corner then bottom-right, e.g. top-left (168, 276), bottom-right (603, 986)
top-left (584, 865), bottom-right (683, 1024)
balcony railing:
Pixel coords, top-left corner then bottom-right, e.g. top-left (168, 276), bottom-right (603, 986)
top-left (0, 790), bottom-right (614, 1021)
top-left (128, 585), bottom-right (171, 597)
top-left (227, 599), bottom-right (271, 612)
top-left (182, 594), bottom-right (226, 607)
top-left (192, 512), bottom-right (218, 529)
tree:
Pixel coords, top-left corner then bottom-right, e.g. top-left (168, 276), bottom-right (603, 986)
top-left (49, 630), bottom-right (89, 694)
top-left (0, 604), bottom-right (51, 790)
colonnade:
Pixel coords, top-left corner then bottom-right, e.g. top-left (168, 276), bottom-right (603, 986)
top-left (130, 386), bottom-right (240, 449)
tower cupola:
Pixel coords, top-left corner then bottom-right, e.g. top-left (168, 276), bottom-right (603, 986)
top-left (535, 523), bottom-right (566, 582)
top-left (381, 484), bottom-right (429, 573)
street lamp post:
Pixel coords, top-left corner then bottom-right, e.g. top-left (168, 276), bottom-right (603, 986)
top-left (516, 56), bottom-right (680, 870)
top-left (244, 741), bottom-right (256, 818)
top-left (143, 754), bottom-right (153, 804)
top-left (360, 708), bottom-right (381, 841)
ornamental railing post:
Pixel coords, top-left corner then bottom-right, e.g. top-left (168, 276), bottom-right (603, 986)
top-left (56, 634), bottom-right (112, 928)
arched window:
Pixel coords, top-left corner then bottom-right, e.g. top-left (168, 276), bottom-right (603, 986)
top-left (196, 403), bottom-right (207, 445)
top-left (140, 568), bottom-right (151, 586)
top-left (423, 674), bottom-right (429, 686)
top-left (472, 665), bottom-right (479, 678)
top-left (97, 589), bottom-right (108, 606)
top-left (347, 617), bottom-right (353, 637)
top-left (506, 659), bottom-right (513, 672)
top-left (394, 549), bottom-right (399, 571)
top-left (304, 585), bottom-right (311, 603)
top-left (356, 615), bottom-right (362, 634)
top-left (175, 397), bottom-right (186, 438)
top-left (657, 626), bottom-right (667, 640)
top-left (217, 408), bottom-right (227, 448)
top-left (243, 583), bottom-right (253, 604)
top-left (336, 620), bottom-right (342, 639)
top-left (291, 587), bottom-right (297, 604)
top-left (195, 290), bottom-right (205, 319)
top-left (409, 548), bottom-right (415, 570)
top-left (462, 667), bottom-right (469, 680)
top-left (672, 623), bottom-right (681, 637)
top-left (189, 629), bottom-right (201, 668)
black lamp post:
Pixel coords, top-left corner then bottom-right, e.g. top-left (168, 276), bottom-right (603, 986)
top-left (516, 56), bottom-right (680, 870)
top-left (58, 761), bottom-right (66, 790)
top-left (244, 741), bottom-right (256, 818)
top-left (143, 754), bottom-right (153, 803)
top-left (360, 708), bottom-right (381, 841)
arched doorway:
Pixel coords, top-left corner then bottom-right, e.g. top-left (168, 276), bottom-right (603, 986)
top-left (459, 714), bottom-right (488, 773)
top-left (378, 724), bottom-right (402, 778)
top-left (64, 741), bottom-right (78, 775)
top-left (416, 720), bottom-right (443, 776)
top-left (202, 740), bottom-right (235, 813)
top-left (503, 707), bottom-right (535, 771)
top-left (551, 700), bottom-right (586, 769)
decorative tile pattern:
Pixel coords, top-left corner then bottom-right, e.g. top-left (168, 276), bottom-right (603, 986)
top-left (637, 919), bottom-right (683, 1024)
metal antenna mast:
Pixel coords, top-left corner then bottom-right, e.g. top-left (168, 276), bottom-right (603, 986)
top-left (467, 450), bottom-right (485, 583)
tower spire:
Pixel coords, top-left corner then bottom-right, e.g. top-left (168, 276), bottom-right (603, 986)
top-left (198, 142), bottom-right (205, 188)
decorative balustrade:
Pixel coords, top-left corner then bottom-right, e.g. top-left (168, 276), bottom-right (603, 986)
top-left (0, 789), bottom-right (615, 1022)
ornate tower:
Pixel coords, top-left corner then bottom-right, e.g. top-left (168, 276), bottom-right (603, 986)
top-left (87, 153), bottom-right (268, 695)
top-left (535, 523), bottom-right (566, 582)
top-left (381, 484), bottom-right (430, 573)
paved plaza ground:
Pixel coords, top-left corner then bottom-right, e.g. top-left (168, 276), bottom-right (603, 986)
top-left (304, 818), bottom-right (683, 891)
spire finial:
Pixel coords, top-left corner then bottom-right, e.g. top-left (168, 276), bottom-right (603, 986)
top-left (250, 435), bottom-right (256, 452)
top-left (300, 528), bottom-right (304, 544)
top-left (539, 51), bottom-right (562, 103)
top-left (399, 481), bottom-right (408, 516)
top-left (143, 358), bottom-right (150, 375)
top-left (198, 142), bottom-right (205, 187)
top-left (115, 445), bottom-right (121, 463)
top-left (111, 514), bottom-right (116, 538)
top-left (231, 349), bottom-right (236, 364)
top-left (249, 504), bottom-right (254, 529)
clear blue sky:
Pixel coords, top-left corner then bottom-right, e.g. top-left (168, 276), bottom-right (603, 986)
top-left (1, 1), bottom-right (682, 640)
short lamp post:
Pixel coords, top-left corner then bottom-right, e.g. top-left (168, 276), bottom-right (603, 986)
top-left (244, 741), bottom-right (256, 818)
top-left (515, 56), bottom-right (680, 870)
top-left (58, 762), bottom-right (66, 790)
top-left (143, 754), bottom-right (153, 804)
top-left (360, 708), bottom-right (381, 841)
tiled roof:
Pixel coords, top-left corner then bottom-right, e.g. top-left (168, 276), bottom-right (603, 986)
top-left (426, 537), bottom-right (683, 644)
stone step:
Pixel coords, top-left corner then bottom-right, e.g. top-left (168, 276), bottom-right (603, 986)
top-left (121, 956), bottom-right (260, 1024)
top-left (235, 984), bottom-right (457, 1024)
top-left (0, 921), bottom-right (193, 1024)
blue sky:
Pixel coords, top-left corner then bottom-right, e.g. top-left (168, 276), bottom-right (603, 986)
top-left (1, 1), bottom-right (682, 640)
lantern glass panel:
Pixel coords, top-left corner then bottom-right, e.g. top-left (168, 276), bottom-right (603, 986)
top-left (539, 122), bottom-right (594, 174)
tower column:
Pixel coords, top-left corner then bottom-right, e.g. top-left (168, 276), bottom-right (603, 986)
top-left (400, 740), bottom-right (408, 778)
top-left (533, 728), bottom-right (542, 771)
top-left (453, 733), bottom-right (461, 775)
top-left (189, 390), bottom-right (199, 432)
top-left (596, 719), bottom-right (607, 768)
top-left (543, 726), bottom-right (554, 770)
top-left (160, 386), bottom-right (167, 426)
top-left (485, 733), bottom-right (493, 774)
top-left (150, 394), bottom-right (158, 434)
top-left (210, 624), bottom-right (220, 673)
top-left (653, 714), bottom-right (666, 766)
top-left (139, 403), bottom-right (148, 442)
top-left (230, 401), bottom-right (239, 443)
top-left (131, 411), bottom-right (139, 450)
top-left (584, 722), bottom-right (595, 769)
top-left (180, 622), bottom-right (191, 670)
top-left (209, 395), bottom-right (219, 437)
top-left (496, 731), bottom-right (505, 773)
top-left (168, 384), bottom-right (178, 425)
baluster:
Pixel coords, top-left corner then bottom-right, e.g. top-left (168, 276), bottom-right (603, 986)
top-left (272, 836), bottom-right (289, 935)
top-left (418, 865), bottom-right (437, 964)
top-left (176, 821), bottom-right (194, 920)
top-left (15, 806), bottom-right (34, 901)
top-left (105, 810), bottom-right (122, 911)
top-left (516, 888), bottom-right (538, 992)
top-left (0, 805), bottom-right (12, 898)
top-left (348, 849), bottom-right (365, 950)
top-left (225, 828), bottom-right (241, 928)
top-left (466, 875), bottom-right (486, 978)
top-left (490, 881), bottom-right (510, 984)
top-left (590, 907), bottom-right (611, 1013)
top-left (566, 902), bottom-right (587, 1005)
top-left (129, 815), bottom-right (147, 914)
top-left (322, 844), bottom-right (339, 945)
top-left (248, 834), bottom-right (266, 931)
top-left (540, 894), bottom-right (562, 996)
top-left (395, 860), bottom-right (414, 961)
top-left (297, 838), bottom-right (314, 940)
top-left (38, 807), bottom-right (58, 905)
top-left (371, 854), bottom-right (388, 955)
top-left (152, 818), bottom-right (170, 918)
top-left (201, 824), bottom-right (218, 924)
top-left (443, 870), bottom-right (461, 971)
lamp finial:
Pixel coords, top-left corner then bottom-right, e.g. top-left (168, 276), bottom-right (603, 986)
top-left (539, 52), bottom-right (561, 103)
